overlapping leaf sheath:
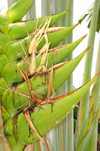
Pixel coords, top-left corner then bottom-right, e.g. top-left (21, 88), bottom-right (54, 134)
top-left (0, 9), bottom-right (68, 33)
top-left (2, 74), bottom-right (99, 151)
top-left (0, 0), bottom-right (99, 151)
top-left (1, 47), bottom-right (88, 117)
top-left (1, 36), bottom-right (86, 84)
top-left (2, 24), bottom-right (77, 61)
top-left (7, 10), bottom-right (69, 40)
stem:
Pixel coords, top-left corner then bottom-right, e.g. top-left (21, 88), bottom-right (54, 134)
top-left (65, 1), bottom-right (74, 151)
top-left (41, 1), bottom-right (53, 151)
top-left (90, 38), bottom-right (100, 112)
top-left (78, 0), bottom-right (100, 136)
top-left (29, 0), bottom-right (36, 19)
top-left (54, 117), bottom-right (62, 151)
top-left (41, 0), bottom-right (50, 16)
top-left (54, 0), bottom-right (67, 150)
top-left (89, 38), bottom-right (100, 151)
top-left (7, 0), bottom-right (17, 7)
top-left (54, 0), bottom-right (74, 151)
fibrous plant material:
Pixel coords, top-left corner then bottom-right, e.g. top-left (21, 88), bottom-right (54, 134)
top-left (0, 0), bottom-right (99, 151)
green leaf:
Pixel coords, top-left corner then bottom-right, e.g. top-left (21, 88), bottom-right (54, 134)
top-left (76, 106), bottom-right (100, 151)
top-left (79, 3), bottom-right (100, 32)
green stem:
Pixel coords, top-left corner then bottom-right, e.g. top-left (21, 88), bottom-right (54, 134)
top-left (7, 0), bottom-right (17, 8)
top-left (66, 1), bottom-right (74, 151)
top-left (41, 1), bottom-right (52, 150)
top-left (33, 142), bottom-right (41, 151)
top-left (89, 38), bottom-right (100, 151)
top-left (54, 0), bottom-right (67, 150)
top-left (54, 0), bottom-right (74, 151)
top-left (90, 38), bottom-right (100, 112)
top-left (41, 0), bottom-right (50, 16)
top-left (78, 0), bottom-right (100, 136)
top-left (29, 0), bottom-right (36, 19)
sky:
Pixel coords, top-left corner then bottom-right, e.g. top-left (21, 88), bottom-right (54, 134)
top-left (0, 0), bottom-right (99, 88)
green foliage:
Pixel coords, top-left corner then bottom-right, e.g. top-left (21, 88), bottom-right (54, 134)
top-left (0, 0), bottom-right (99, 151)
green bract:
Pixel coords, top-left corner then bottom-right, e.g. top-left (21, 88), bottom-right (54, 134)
top-left (0, 0), bottom-right (99, 151)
